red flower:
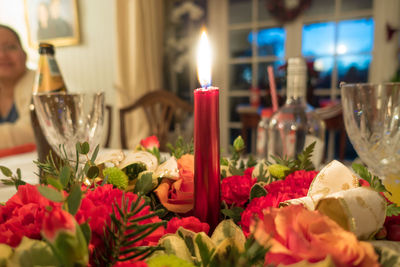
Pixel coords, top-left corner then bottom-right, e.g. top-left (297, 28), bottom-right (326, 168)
top-left (240, 170), bottom-right (317, 235)
top-left (166, 216), bottom-right (210, 235)
top-left (75, 185), bottom-right (164, 252)
top-left (42, 208), bottom-right (76, 242)
top-left (221, 168), bottom-right (256, 207)
top-left (140, 136), bottom-right (160, 149)
top-left (113, 261), bottom-right (148, 267)
top-left (0, 184), bottom-right (62, 247)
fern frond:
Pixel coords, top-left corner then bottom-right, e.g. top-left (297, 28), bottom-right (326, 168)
top-left (94, 193), bottom-right (166, 266)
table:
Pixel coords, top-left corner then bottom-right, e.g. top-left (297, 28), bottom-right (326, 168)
top-left (0, 152), bottom-right (39, 202)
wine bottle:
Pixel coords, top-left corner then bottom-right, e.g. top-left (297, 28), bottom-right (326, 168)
top-left (267, 57), bottom-right (325, 168)
top-left (30, 43), bottom-right (67, 171)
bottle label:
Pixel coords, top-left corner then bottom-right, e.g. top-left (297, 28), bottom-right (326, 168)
top-left (47, 56), bottom-right (61, 76)
top-left (33, 55), bottom-right (67, 93)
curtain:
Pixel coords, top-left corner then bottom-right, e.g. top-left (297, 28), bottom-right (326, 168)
top-left (114, 0), bottom-right (164, 148)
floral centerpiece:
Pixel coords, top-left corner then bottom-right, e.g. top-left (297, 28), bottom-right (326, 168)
top-left (1, 136), bottom-right (400, 267)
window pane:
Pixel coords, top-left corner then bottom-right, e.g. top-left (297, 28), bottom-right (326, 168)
top-left (337, 18), bottom-right (374, 55)
top-left (230, 97), bottom-right (249, 122)
top-left (229, 64), bottom-right (252, 90)
top-left (256, 27), bottom-right (285, 57)
top-left (302, 22), bottom-right (335, 56)
top-left (229, 29), bottom-right (252, 58)
top-left (257, 0), bottom-right (272, 21)
top-left (304, 0), bottom-right (335, 16)
top-left (337, 55), bottom-right (371, 85)
top-left (258, 60), bottom-right (285, 90)
top-left (341, 0), bottom-right (373, 12)
top-left (229, 0), bottom-right (252, 24)
top-left (312, 57), bottom-right (334, 88)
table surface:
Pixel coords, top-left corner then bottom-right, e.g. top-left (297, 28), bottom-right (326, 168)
top-left (0, 148), bottom-right (122, 203)
top-left (0, 152), bottom-right (39, 202)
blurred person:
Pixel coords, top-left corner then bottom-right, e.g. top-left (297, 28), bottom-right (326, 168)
top-left (0, 25), bottom-right (35, 149)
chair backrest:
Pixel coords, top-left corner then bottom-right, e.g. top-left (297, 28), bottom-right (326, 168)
top-left (104, 104), bottom-right (112, 148)
top-left (119, 90), bottom-right (193, 150)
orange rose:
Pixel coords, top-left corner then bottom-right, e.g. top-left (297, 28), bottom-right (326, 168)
top-left (154, 154), bottom-right (194, 213)
top-left (251, 205), bottom-right (379, 267)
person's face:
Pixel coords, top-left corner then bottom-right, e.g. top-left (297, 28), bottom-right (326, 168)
top-left (0, 28), bottom-right (27, 82)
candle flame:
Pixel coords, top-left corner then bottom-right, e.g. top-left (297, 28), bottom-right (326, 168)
top-left (197, 30), bottom-right (211, 88)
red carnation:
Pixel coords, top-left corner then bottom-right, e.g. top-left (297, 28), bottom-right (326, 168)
top-left (221, 168), bottom-right (256, 207)
top-left (140, 135), bottom-right (160, 149)
top-left (166, 216), bottom-right (210, 235)
top-left (240, 170), bottom-right (317, 235)
top-left (42, 208), bottom-right (76, 242)
top-left (0, 184), bottom-right (63, 247)
top-left (75, 185), bottom-right (164, 252)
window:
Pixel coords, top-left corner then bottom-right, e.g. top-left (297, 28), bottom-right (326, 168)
top-left (209, 0), bottom-right (398, 153)
top-left (227, 0), bottom-right (286, 148)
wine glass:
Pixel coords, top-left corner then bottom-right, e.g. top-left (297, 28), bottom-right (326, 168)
top-left (32, 92), bottom-right (105, 160)
top-left (341, 82), bottom-right (400, 203)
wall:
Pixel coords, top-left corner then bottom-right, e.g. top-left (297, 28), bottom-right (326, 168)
top-left (0, 0), bottom-right (119, 148)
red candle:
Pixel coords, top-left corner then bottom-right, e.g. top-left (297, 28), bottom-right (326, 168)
top-left (194, 30), bottom-right (220, 230)
top-left (194, 86), bottom-right (220, 230)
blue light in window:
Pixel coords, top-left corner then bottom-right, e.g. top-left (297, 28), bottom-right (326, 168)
top-left (248, 28), bottom-right (285, 57)
top-left (302, 22), bottom-right (335, 56)
top-left (338, 18), bottom-right (374, 54)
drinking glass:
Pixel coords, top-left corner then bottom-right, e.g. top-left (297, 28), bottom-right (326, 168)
top-left (33, 92), bottom-right (105, 160)
top-left (341, 82), bottom-right (400, 203)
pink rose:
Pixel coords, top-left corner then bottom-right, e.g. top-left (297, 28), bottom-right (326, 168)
top-left (140, 136), bottom-right (160, 149)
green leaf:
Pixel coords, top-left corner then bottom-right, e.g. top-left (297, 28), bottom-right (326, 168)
top-left (228, 165), bottom-right (244, 176)
top-left (59, 166), bottom-right (71, 188)
top-left (387, 203), bottom-right (400, 217)
top-left (246, 155), bottom-right (257, 168)
top-left (250, 183), bottom-right (267, 201)
top-left (86, 166), bottom-right (99, 179)
top-left (80, 222), bottom-right (91, 246)
top-left (295, 141), bottom-right (315, 171)
top-left (352, 163), bottom-right (388, 193)
top-left (134, 172), bottom-right (154, 195)
top-left (195, 234), bottom-right (213, 267)
top-left (67, 184), bottom-right (82, 215)
top-left (221, 157), bottom-right (229, 166)
top-left (352, 163), bottom-right (372, 183)
top-left (46, 177), bottom-right (63, 191)
top-left (221, 207), bottom-right (244, 224)
top-left (37, 186), bottom-right (64, 202)
top-left (16, 168), bottom-right (22, 179)
top-left (0, 166), bottom-right (12, 177)
top-left (75, 142), bottom-right (82, 154)
top-left (90, 144), bottom-right (100, 163)
top-left (167, 136), bottom-right (194, 159)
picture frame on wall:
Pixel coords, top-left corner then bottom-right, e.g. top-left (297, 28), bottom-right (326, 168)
top-left (24, 0), bottom-right (80, 47)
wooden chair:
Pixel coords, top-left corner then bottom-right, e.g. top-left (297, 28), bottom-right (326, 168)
top-left (104, 105), bottom-right (112, 148)
top-left (119, 90), bottom-right (193, 150)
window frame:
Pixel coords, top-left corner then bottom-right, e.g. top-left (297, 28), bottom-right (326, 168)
top-left (208, 0), bottom-right (400, 152)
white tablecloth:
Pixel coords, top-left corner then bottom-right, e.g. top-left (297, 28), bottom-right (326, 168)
top-left (0, 152), bottom-right (39, 202)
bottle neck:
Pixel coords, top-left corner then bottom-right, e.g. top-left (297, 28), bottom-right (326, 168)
top-left (286, 64), bottom-right (307, 105)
